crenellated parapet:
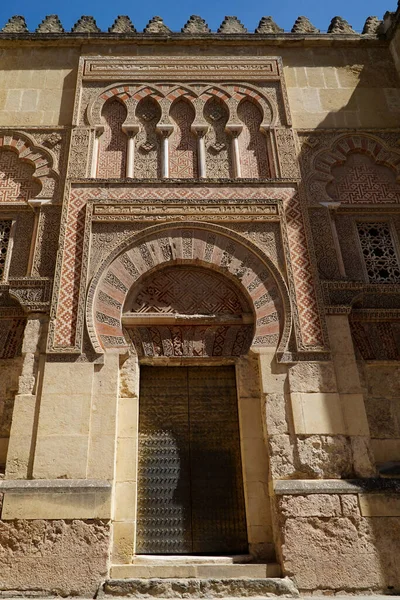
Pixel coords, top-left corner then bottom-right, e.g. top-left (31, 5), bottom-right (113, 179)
top-left (0, 12), bottom-right (388, 37)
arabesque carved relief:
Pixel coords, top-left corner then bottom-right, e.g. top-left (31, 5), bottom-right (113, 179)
top-left (299, 132), bottom-right (400, 206)
top-left (48, 182), bottom-right (327, 356)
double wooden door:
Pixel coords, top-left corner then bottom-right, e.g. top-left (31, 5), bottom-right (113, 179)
top-left (136, 366), bottom-right (248, 554)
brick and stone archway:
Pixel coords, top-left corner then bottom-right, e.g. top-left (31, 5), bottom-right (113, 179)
top-left (86, 223), bottom-right (292, 356)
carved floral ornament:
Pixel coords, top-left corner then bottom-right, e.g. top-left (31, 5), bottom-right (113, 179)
top-left (304, 133), bottom-right (400, 206)
top-left (0, 131), bottom-right (59, 202)
top-left (86, 223), bottom-right (292, 357)
top-left (87, 82), bottom-right (276, 130)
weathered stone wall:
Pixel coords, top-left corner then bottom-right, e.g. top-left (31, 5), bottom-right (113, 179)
top-left (276, 492), bottom-right (400, 593)
top-left (0, 519), bottom-right (110, 596)
top-left (0, 43), bottom-right (399, 130)
top-left (358, 361), bottom-right (400, 466)
top-left (0, 47), bottom-right (79, 126)
top-left (263, 358), bottom-right (358, 480)
top-left (282, 46), bottom-right (400, 129)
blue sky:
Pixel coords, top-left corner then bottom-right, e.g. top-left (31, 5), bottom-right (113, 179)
top-left (0, 0), bottom-right (396, 33)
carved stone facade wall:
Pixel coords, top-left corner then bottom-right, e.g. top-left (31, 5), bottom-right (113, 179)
top-left (1, 11), bottom-right (400, 597)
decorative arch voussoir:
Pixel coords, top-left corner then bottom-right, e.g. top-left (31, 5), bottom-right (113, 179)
top-left (232, 85), bottom-right (276, 126)
top-left (315, 134), bottom-right (400, 179)
top-left (0, 131), bottom-right (58, 200)
top-left (86, 223), bottom-right (291, 356)
top-left (166, 87), bottom-right (197, 102)
top-left (308, 133), bottom-right (400, 205)
top-left (89, 83), bottom-right (165, 126)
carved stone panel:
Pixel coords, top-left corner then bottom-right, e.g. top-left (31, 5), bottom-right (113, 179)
top-left (169, 100), bottom-right (198, 178)
top-left (0, 317), bottom-right (25, 359)
top-left (0, 150), bottom-right (41, 203)
top-left (135, 97), bottom-right (161, 179)
top-left (351, 319), bottom-right (400, 360)
top-left (238, 100), bottom-right (269, 178)
top-left (98, 99), bottom-right (127, 178)
top-left (204, 97), bottom-right (232, 179)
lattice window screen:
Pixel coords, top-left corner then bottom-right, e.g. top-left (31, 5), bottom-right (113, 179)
top-left (0, 220), bottom-right (12, 280)
top-left (357, 222), bottom-right (400, 283)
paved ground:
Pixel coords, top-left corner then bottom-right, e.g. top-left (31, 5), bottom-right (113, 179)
top-left (3, 597), bottom-right (399, 599)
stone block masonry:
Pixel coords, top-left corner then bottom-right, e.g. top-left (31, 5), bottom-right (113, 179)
top-left (0, 3), bottom-right (400, 597)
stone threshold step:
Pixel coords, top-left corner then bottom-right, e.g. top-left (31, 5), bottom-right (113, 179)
top-left (110, 563), bottom-right (281, 579)
top-left (132, 554), bottom-right (253, 565)
top-left (101, 577), bottom-right (299, 598)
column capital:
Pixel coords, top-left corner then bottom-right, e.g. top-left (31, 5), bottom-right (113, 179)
top-left (320, 201), bottom-right (342, 211)
top-left (226, 124), bottom-right (243, 137)
top-left (28, 199), bottom-right (52, 209)
top-left (122, 125), bottom-right (139, 136)
top-left (191, 124), bottom-right (209, 137)
top-left (94, 125), bottom-right (104, 137)
top-left (156, 124), bottom-right (173, 137)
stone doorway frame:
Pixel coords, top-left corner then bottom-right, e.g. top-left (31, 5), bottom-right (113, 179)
top-left (111, 351), bottom-right (274, 565)
top-left (85, 223), bottom-right (290, 566)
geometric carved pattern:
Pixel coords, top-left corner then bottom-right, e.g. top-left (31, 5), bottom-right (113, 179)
top-left (303, 133), bottom-right (400, 207)
top-left (125, 265), bottom-right (253, 357)
top-left (128, 266), bottom-right (249, 315)
top-left (50, 183), bottom-right (326, 355)
top-left (328, 154), bottom-right (400, 204)
top-left (237, 100), bottom-right (269, 178)
top-left (309, 209), bottom-right (341, 280)
top-left (90, 226), bottom-right (284, 353)
top-left (53, 192), bottom-right (87, 348)
top-left (285, 194), bottom-right (324, 346)
top-left (0, 220), bottom-right (12, 280)
top-left (204, 98), bottom-right (231, 179)
top-left (169, 100), bottom-right (198, 178)
top-left (357, 222), bottom-right (400, 283)
top-left (0, 150), bottom-right (40, 202)
top-left (135, 97), bottom-right (161, 179)
top-left (0, 318), bottom-right (25, 359)
top-left (126, 324), bottom-right (253, 358)
top-left (350, 319), bottom-right (400, 361)
top-left (32, 207), bottom-right (61, 277)
top-left (97, 99), bottom-right (127, 178)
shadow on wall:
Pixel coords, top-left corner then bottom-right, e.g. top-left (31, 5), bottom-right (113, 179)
top-left (286, 43), bottom-right (400, 130)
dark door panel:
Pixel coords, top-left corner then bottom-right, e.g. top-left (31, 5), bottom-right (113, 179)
top-left (137, 366), bottom-right (247, 554)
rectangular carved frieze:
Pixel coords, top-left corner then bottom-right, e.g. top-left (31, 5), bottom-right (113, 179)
top-left (92, 202), bottom-right (279, 222)
top-left (83, 57), bottom-right (281, 81)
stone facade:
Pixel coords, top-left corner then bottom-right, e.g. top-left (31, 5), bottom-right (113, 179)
top-left (0, 6), bottom-right (400, 597)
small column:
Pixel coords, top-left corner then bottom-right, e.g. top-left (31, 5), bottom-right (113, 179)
top-left (26, 199), bottom-right (51, 277)
top-left (162, 133), bottom-right (169, 178)
top-left (192, 125), bottom-right (208, 179)
top-left (122, 126), bottom-right (139, 178)
top-left (90, 126), bottom-right (103, 178)
top-left (157, 125), bottom-right (173, 179)
top-left (320, 202), bottom-right (346, 278)
top-left (6, 314), bottom-right (47, 479)
top-left (226, 125), bottom-right (243, 179)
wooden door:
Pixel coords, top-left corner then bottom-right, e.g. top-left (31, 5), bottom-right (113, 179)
top-left (136, 366), bottom-right (247, 554)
